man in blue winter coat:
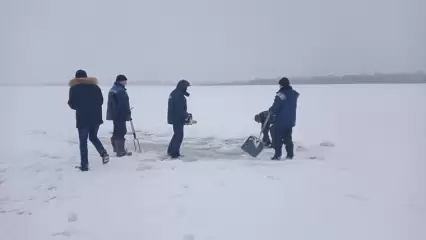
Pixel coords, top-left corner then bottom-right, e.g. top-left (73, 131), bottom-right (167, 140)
top-left (68, 69), bottom-right (109, 171)
top-left (269, 77), bottom-right (299, 160)
top-left (167, 79), bottom-right (191, 159)
top-left (106, 74), bottom-right (132, 157)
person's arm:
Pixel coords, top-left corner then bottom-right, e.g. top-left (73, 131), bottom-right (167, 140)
top-left (96, 85), bottom-right (103, 106)
top-left (175, 95), bottom-right (189, 122)
top-left (269, 92), bottom-right (285, 115)
top-left (68, 86), bottom-right (76, 110)
top-left (116, 90), bottom-right (131, 120)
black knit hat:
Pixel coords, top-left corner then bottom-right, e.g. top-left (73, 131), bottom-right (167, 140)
top-left (116, 74), bottom-right (127, 82)
top-left (279, 77), bottom-right (290, 87)
top-left (75, 69), bottom-right (87, 78)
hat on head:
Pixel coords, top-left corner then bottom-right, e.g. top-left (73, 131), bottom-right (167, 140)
top-left (254, 114), bottom-right (261, 123)
top-left (116, 74), bottom-right (127, 82)
top-left (279, 77), bottom-right (290, 87)
top-left (75, 69), bottom-right (87, 78)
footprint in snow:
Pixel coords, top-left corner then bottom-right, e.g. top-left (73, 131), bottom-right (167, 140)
top-left (266, 176), bottom-right (280, 181)
top-left (52, 231), bottom-right (72, 237)
top-left (17, 210), bottom-right (32, 216)
top-left (344, 193), bottom-right (368, 201)
top-left (320, 141), bottom-right (335, 147)
top-left (30, 130), bottom-right (48, 135)
top-left (68, 212), bottom-right (78, 222)
top-left (136, 165), bottom-right (153, 171)
top-left (183, 234), bottom-right (195, 240)
top-left (44, 196), bottom-right (57, 203)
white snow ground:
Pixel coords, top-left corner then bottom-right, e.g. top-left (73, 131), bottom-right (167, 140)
top-left (0, 84), bottom-right (425, 240)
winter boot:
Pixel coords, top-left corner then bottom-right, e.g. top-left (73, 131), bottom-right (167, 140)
top-left (271, 155), bottom-right (281, 160)
top-left (101, 150), bottom-right (110, 164)
top-left (77, 165), bottom-right (89, 171)
top-left (110, 137), bottom-right (116, 152)
top-left (115, 139), bottom-right (132, 157)
top-left (170, 153), bottom-right (181, 159)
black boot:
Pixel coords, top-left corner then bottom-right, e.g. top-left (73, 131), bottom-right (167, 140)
top-left (110, 137), bottom-right (116, 153)
top-left (115, 139), bottom-right (132, 157)
top-left (271, 145), bottom-right (282, 160)
top-left (77, 165), bottom-right (89, 171)
top-left (101, 150), bottom-right (110, 164)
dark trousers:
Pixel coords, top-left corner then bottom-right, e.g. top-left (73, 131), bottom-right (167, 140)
top-left (112, 121), bottom-right (127, 140)
top-left (262, 125), bottom-right (273, 146)
top-left (167, 124), bottom-right (184, 157)
top-left (78, 125), bottom-right (106, 167)
top-left (272, 127), bottom-right (294, 158)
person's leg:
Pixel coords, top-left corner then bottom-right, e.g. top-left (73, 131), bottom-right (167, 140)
top-left (269, 124), bottom-right (275, 147)
top-left (77, 128), bottom-right (90, 170)
top-left (167, 132), bottom-right (174, 155)
top-left (271, 126), bottom-right (283, 160)
top-left (111, 121), bottom-right (118, 152)
top-left (283, 128), bottom-right (294, 159)
top-left (175, 124), bottom-right (184, 156)
top-left (170, 124), bottom-right (184, 158)
top-left (115, 121), bottom-right (131, 156)
top-left (168, 124), bottom-right (177, 156)
top-left (88, 125), bottom-right (109, 163)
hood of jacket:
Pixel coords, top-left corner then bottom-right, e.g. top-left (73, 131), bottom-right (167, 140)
top-left (277, 85), bottom-right (293, 93)
top-left (69, 77), bottom-right (98, 87)
top-left (176, 79), bottom-right (190, 96)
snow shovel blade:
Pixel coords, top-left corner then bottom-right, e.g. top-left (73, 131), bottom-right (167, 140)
top-left (241, 135), bottom-right (265, 157)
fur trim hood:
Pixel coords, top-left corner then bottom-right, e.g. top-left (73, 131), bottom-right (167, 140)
top-left (68, 77), bottom-right (98, 87)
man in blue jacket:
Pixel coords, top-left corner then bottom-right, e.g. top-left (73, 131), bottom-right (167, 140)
top-left (167, 79), bottom-right (191, 159)
top-left (269, 77), bottom-right (299, 160)
top-left (106, 74), bottom-right (132, 157)
top-left (68, 69), bottom-right (109, 171)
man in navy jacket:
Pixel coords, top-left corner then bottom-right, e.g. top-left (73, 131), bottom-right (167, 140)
top-left (167, 79), bottom-right (191, 158)
top-left (106, 74), bottom-right (132, 157)
top-left (269, 77), bottom-right (300, 160)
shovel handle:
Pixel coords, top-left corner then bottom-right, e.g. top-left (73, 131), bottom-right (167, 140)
top-left (258, 112), bottom-right (271, 139)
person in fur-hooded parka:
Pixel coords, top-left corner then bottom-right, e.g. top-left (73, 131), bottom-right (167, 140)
top-left (68, 70), bottom-right (104, 128)
top-left (68, 69), bottom-right (109, 171)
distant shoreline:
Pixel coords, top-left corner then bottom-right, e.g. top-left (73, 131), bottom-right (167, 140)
top-left (1, 72), bottom-right (425, 86)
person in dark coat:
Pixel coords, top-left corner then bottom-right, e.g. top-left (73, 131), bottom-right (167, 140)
top-left (68, 69), bottom-right (109, 171)
top-left (106, 74), bottom-right (132, 157)
top-left (167, 79), bottom-right (191, 159)
top-left (254, 110), bottom-right (274, 147)
top-left (269, 77), bottom-right (300, 160)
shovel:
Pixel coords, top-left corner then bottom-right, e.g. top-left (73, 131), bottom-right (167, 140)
top-left (129, 107), bottom-right (142, 153)
top-left (241, 112), bottom-right (271, 157)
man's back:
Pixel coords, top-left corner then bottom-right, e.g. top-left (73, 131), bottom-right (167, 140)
top-left (106, 83), bottom-right (131, 122)
top-left (68, 77), bottom-right (103, 128)
top-left (168, 88), bottom-right (187, 124)
top-left (270, 87), bottom-right (299, 128)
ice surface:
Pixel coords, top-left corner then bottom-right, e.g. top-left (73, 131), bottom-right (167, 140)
top-left (0, 84), bottom-right (425, 240)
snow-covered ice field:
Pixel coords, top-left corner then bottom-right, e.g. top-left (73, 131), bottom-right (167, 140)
top-left (0, 84), bottom-right (425, 240)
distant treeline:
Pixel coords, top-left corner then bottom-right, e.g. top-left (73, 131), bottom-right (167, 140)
top-left (198, 72), bottom-right (426, 86)
top-left (2, 72), bottom-right (425, 86)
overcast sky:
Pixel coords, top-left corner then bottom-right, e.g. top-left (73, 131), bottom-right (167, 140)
top-left (1, 0), bottom-right (425, 83)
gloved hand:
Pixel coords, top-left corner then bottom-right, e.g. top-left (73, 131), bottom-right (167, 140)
top-left (185, 113), bottom-right (194, 125)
